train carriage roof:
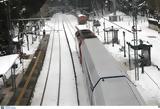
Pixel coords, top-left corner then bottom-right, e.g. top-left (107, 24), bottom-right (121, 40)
top-left (81, 38), bottom-right (126, 81)
top-left (81, 38), bottom-right (145, 105)
top-left (94, 77), bottom-right (145, 105)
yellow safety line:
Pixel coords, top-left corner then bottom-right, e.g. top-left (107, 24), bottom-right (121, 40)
top-left (15, 50), bottom-right (42, 105)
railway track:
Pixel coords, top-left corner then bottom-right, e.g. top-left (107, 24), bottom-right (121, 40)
top-left (62, 20), bottom-right (80, 105)
top-left (8, 14), bottom-right (80, 105)
top-left (40, 15), bottom-right (58, 105)
top-left (56, 15), bottom-right (62, 106)
top-left (63, 14), bottom-right (91, 105)
top-left (63, 16), bottom-right (79, 53)
top-left (8, 31), bottom-right (50, 105)
top-left (39, 14), bottom-right (63, 105)
top-left (39, 14), bottom-right (79, 105)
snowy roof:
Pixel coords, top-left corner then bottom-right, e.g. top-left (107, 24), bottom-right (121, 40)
top-left (148, 18), bottom-right (158, 22)
top-left (75, 25), bottom-right (89, 31)
top-left (13, 37), bottom-right (18, 42)
top-left (78, 14), bottom-right (86, 17)
top-left (0, 0), bottom-right (7, 3)
top-left (0, 54), bottom-right (19, 75)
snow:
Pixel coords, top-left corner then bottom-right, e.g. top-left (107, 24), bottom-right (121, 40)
top-left (0, 54), bottom-right (19, 76)
top-left (31, 11), bottom-right (160, 106)
top-left (59, 22), bottom-right (77, 105)
top-left (76, 25), bottom-right (88, 30)
top-left (148, 18), bottom-right (158, 22)
top-left (0, 0), bottom-right (7, 3)
top-left (109, 11), bottom-right (126, 16)
top-left (31, 13), bottom-right (90, 105)
top-left (13, 37), bottom-right (19, 42)
top-left (22, 34), bottom-right (42, 55)
top-left (1, 9), bottom-right (160, 106)
top-left (78, 14), bottom-right (86, 17)
top-left (91, 11), bottom-right (160, 106)
top-left (63, 14), bottom-right (90, 105)
top-left (138, 1), bottom-right (146, 7)
top-left (0, 17), bottom-right (44, 88)
top-left (31, 18), bottom-right (56, 105)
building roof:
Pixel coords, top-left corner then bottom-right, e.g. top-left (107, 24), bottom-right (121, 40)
top-left (0, 54), bottom-right (19, 75)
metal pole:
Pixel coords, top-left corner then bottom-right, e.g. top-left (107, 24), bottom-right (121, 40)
top-left (132, 0), bottom-right (139, 80)
top-left (128, 44), bottom-right (131, 70)
top-left (11, 64), bottom-right (16, 92)
top-left (123, 31), bottom-right (126, 57)
top-left (103, 19), bottom-right (106, 44)
top-left (97, 28), bottom-right (99, 35)
top-left (135, 18), bottom-right (139, 80)
top-left (13, 65), bottom-right (16, 92)
top-left (112, 0), bottom-right (116, 16)
top-left (107, 31), bottom-right (109, 44)
top-left (112, 26), bottom-right (114, 47)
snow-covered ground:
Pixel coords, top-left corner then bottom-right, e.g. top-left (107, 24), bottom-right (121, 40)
top-left (1, 10), bottom-right (160, 106)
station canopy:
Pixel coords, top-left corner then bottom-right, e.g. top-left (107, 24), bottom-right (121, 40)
top-left (127, 42), bottom-right (152, 50)
top-left (0, 54), bottom-right (19, 75)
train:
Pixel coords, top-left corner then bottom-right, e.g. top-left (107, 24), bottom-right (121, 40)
top-left (75, 29), bottom-right (145, 105)
top-left (77, 14), bottom-right (88, 25)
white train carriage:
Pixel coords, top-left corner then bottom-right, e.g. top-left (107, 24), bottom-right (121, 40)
top-left (81, 38), bottom-right (145, 105)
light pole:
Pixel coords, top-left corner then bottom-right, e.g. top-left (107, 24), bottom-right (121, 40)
top-left (123, 31), bottom-right (126, 57)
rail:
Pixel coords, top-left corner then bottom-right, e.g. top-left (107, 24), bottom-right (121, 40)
top-left (40, 15), bottom-right (57, 105)
top-left (63, 21), bottom-right (80, 105)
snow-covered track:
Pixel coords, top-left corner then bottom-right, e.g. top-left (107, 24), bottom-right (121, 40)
top-left (39, 15), bottom-right (64, 106)
top-left (40, 16), bottom-right (58, 105)
top-left (38, 14), bottom-right (79, 105)
top-left (62, 21), bottom-right (80, 105)
top-left (56, 15), bottom-right (62, 105)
